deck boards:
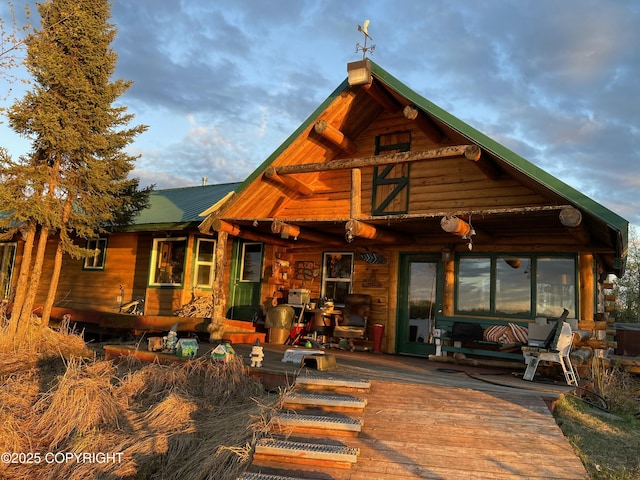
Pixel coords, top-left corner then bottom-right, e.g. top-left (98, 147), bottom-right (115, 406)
top-left (243, 346), bottom-right (588, 480)
top-left (254, 380), bottom-right (588, 479)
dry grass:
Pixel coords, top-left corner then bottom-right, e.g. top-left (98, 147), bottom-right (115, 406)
top-left (0, 319), bottom-right (279, 480)
top-left (555, 360), bottom-right (640, 479)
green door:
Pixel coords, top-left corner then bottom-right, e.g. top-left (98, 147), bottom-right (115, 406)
top-left (229, 240), bottom-right (264, 321)
top-left (397, 254), bottom-right (441, 356)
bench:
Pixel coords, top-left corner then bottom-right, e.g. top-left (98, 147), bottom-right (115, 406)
top-left (434, 316), bottom-right (527, 361)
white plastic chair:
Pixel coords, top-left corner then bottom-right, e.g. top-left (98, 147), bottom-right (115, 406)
top-left (522, 321), bottom-right (579, 386)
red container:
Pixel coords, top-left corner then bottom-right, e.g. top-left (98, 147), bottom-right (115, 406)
top-left (373, 323), bottom-right (385, 353)
top-left (289, 324), bottom-right (305, 339)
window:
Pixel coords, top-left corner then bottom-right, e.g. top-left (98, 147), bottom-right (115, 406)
top-left (83, 238), bottom-right (108, 270)
top-left (456, 254), bottom-right (576, 318)
top-left (194, 238), bottom-right (216, 288)
top-left (150, 238), bottom-right (187, 286)
top-left (0, 243), bottom-right (17, 300)
top-left (321, 252), bottom-right (354, 306)
top-left (536, 257), bottom-right (576, 318)
top-left (240, 242), bottom-right (263, 282)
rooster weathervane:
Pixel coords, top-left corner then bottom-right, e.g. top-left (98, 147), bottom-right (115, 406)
top-left (356, 20), bottom-right (375, 59)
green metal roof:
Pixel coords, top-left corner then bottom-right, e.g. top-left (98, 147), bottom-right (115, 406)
top-left (131, 182), bottom-right (240, 229)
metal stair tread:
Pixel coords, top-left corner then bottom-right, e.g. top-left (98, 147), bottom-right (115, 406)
top-left (283, 392), bottom-right (367, 408)
top-left (239, 473), bottom-right (310, 480)
top-left (296, 374), bottom-right (371, 390)
top-left (255, 438), bottom-right (359, 463)
top-left (274, 412), bottom-right (362, 431)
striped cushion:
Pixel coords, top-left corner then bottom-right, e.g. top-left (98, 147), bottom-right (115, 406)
top-left (483, 324), bottom-right (528, 344)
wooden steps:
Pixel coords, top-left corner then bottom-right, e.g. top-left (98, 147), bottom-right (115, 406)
top-left (244, 372), bottom-right (370, 477)
top-left (272, 412), bottom-right (363, 437)
top-left (222, 319), bottom-right (266, 344)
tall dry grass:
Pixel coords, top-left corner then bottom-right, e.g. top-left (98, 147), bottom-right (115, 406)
top-left (0, 313), bottom-right (279, 480)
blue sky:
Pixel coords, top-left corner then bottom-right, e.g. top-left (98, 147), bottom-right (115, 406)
top-left (1, 0), bottom-right (639, 225)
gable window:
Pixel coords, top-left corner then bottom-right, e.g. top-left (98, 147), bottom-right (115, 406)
top-left (0, 243), bottom-right (17, 300)
top-left (83, 238), bottom-right (108, 270)
top-left (194, 238), bottom-right (216, 288)
top-left (321, 252), bottom-right (354, 306)
top-left (150, 237), bottom-right (187, 286)
top-left (456, 254), bottom-right (576, 318)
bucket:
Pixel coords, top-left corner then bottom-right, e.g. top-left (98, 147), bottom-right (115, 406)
top-left (373, 323), bottom-right (385, 353)
top-left (268, 327), bottom-right (289, 344)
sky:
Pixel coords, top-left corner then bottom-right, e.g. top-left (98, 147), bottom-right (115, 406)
top-left (1, 0), bottom-right (639, 226)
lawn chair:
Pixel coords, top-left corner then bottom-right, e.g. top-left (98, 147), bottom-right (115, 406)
top-left (333, 294), bottom-right (371, 351)
top-left (522, 309), bottom-right (579, 386)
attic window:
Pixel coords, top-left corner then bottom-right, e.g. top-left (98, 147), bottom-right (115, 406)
top-left (372, 132), bottom-right (411, 215)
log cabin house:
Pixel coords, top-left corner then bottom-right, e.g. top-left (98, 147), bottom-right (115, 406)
top-left (3, 60), bottom-right (628, 362)
top-left (196, 59), bottom-right (628, 359)
top-left (4, 183), bottom-right (239, 333)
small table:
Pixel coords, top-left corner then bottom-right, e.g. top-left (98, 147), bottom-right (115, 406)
top-left (308, 308), bottom-right (341, 340)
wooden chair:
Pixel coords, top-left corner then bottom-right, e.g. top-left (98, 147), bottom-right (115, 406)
top-left (333, 294), bottom-right (371, 351)
top-left (522, 313), bottom-right (579, 386)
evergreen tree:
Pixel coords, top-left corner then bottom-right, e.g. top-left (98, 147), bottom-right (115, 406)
top-left (0, 0), bottom-right (149, 336)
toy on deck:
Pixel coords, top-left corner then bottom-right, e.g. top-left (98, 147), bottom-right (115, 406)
top-left (250, 339), bottom-right (264, 367)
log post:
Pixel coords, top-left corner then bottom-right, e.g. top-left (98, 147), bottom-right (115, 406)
top-left (579, 253), bottom-right (595, 324)
top-left (209, 231), bottom-right (228, 341)
top-left (351, 168), bottom-right (362, 218)
top-left (314, 120), bottom-right (358, 155)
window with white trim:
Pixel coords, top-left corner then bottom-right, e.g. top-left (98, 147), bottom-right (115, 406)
top-left (83, 238), bottom-right (108, 270)
top-left (321, 252), bottom-right (354, 306)
top-left (194, 238), bottom-right (216, 288)
top-left (150, 237), bottom-right (187, 286)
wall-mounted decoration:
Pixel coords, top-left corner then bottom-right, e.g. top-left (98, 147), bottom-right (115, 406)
top-left (356, 252), bottom-right (386, 264)
top-left (295, 261), bottom-right (318, 281)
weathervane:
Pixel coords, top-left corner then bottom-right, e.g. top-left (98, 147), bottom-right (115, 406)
top-left (356, 20), bottom-right (375, 59)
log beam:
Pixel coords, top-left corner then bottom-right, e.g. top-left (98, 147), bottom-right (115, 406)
top-left (212, 219), bottom-right (292, 247)
top-left (362, 80), bottom-right (402, 112)
top-left (559, 206), bottom-right (590, 245)
top-left (212, 219), bottom-right (241, 236)
top-left (263, 166), bottom-right (315, 196)
top-left (314, 120), bottom-right (358, 155)
top-left (403, 105), bottom-right (444, 143)
top-left (464, 145), bottom-right (501, 180)
top-left (440, 216), bottom-right (473, 237)
top-left (271, 220), bottom-right (343, 246)
top-left (345, 219), bottom-right (406, 244)
top-left (271, 220), bottom-right (300, 239)
top-left (274, 144), bottom-right (474, 175)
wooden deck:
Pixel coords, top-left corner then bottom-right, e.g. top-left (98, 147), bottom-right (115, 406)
top-left (244, 345), bottom-right (588, 479)
top-left (103, 342), bottom-right (589, 479)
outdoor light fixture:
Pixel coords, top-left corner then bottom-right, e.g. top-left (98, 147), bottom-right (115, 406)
top-left (347, 59), bottom-right (372, 86)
